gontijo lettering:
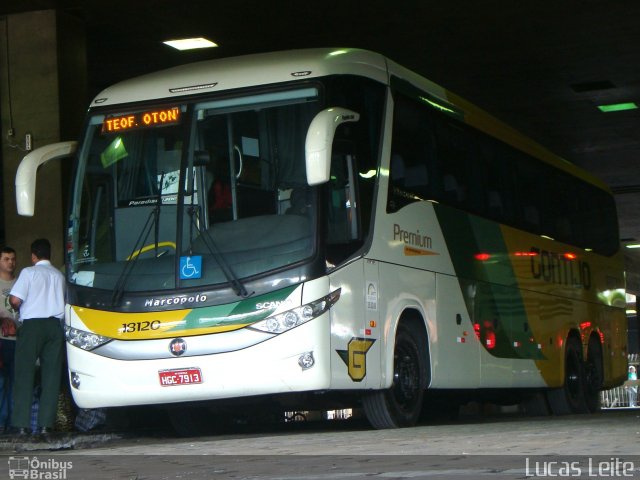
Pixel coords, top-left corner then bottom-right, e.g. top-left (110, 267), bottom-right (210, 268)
top-left (529, 246), bottom-right (591, 290)
top-left (102, 106), bottom-right (181, 133)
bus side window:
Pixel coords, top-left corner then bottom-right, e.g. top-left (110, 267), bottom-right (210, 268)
top-left (487, 190), bottom-right (504, 218)
top-left (388, 92), bottom-right (436, 212)
top-left (443, 173), bottom-right (466, 204)
top-left (404, 163), bottom-right (428, 190)
top-left (390, 153), bottom-right (406, 187)
top-left (388, 151), bottom-right (431, 210)
top-left (523, 205), bottom-right (540, 229)
top-left (388, 153), bottom-right (412, 212)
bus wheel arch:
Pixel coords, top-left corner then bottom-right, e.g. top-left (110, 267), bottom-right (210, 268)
top-left (547, 331), bottom-right (588, 415)
top-left (362, 310), bottom-right (429, 428)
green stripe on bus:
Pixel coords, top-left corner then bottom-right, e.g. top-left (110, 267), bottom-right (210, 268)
top-left (434, 204), bottom-right (544, 360)
top-left (176, 285), bottom-right (298, 331)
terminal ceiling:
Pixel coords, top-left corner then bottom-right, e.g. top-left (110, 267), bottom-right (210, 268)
top-left (4, 0), bottom-right (640, 291)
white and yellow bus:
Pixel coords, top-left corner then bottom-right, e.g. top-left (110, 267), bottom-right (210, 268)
top-left (16, 48), bottom-right (627, 431)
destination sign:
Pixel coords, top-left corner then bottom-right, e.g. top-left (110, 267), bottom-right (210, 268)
top-left (102, 107), bottom-right (181, 133)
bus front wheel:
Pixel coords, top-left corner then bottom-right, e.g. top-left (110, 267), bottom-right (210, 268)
top-left (362, 324), bottom-right (426, 428)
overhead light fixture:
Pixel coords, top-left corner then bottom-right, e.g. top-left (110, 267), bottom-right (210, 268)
top-left (597, 102), bottom-right (638, 113)
top-left (625, 244), bottom-right (640, 249)
top-left (163, 37), bottom-right (218, 51)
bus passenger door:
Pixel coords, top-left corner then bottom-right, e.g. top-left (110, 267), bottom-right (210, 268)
top-left (327, 147), bottom-right (379, 388)
top-left (362, 259), bottom-right (381, 388)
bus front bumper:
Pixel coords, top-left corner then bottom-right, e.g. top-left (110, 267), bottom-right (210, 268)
top-left (66, 317), bottom-right (331, 408)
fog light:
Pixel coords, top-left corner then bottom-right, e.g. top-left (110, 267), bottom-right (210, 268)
top-left (298, 351), bottom-right (315, 370)
top-left (70, 372), bottom-right (81, 389)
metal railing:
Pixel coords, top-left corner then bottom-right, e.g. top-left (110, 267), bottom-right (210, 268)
top-left (601, 354), bottom-right (638, 409)
top-left (601, 385), bottom-right (637, 408)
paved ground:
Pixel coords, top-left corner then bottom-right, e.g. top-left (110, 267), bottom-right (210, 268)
top-left (0, 408), bottom-right (639, 479)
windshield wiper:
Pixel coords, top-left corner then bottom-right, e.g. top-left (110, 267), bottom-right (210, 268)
top-left (111, 172), bottom-right (166, 306)
top-left (186, 206), bottom-right (253, 298)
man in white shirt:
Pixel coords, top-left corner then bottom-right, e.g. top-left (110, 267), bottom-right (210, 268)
top-left (9, 239), bottom-right (65, 436)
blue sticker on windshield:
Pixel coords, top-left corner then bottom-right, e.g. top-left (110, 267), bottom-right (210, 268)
top-left (180, 256), bottom-right (202, 280)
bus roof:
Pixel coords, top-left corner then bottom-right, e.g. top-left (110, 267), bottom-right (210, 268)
top-left (91, 47), bottom-right (610, 192)
top-left (384, 58), bottom-right (611, 191)
top-left (91, 48), bottom-right (389, 107)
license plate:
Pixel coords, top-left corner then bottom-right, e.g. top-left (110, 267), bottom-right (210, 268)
top-left (158, 367), bottom-right (203, 386)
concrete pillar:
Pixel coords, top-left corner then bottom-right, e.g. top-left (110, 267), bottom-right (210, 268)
top-left (0, 10), bottom-right (86, 269)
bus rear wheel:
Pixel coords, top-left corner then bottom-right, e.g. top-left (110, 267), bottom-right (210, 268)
top-left (363, 324), bottom-right (426, 428)
top-left (584, 336), bottom-right (603, 412)
top-left (547, 336), bottom-right (588, 415)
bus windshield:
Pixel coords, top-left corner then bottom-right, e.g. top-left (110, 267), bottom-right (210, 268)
top-left (69, 87), bottom-right (321, 294)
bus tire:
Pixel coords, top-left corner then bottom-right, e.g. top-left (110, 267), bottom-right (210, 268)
top-left (363, 323), bottom-right (426, 428)
top-left (546, 336), bottom-right (588, 415)
top-left (584, 336), bottom-right (603, 413)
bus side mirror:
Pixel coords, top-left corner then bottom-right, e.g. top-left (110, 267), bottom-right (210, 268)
top-left (15, 141), bottom-right (77, 216)
top-left (305, 107), bottom-right (360, 185)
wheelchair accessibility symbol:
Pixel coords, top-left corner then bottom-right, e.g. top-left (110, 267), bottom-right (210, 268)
top-left (180, 256), bottom-right (202, 280)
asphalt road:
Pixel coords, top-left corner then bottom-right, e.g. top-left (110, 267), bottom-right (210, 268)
top-left (1, 408), bottom-right (639, 479)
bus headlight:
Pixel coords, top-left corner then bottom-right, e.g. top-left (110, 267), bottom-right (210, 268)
top-left (65, 325), bottom-right (112, 351)
top-left (251, 289), bottom-right (341, 334)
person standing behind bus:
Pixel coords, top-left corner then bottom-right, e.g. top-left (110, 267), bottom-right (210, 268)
top-left (629, 365), bottom-right (638, 407)
top-left (0, 246), bottom-right (18, 433)
top-left (9, 239), bottom-right (65, 436)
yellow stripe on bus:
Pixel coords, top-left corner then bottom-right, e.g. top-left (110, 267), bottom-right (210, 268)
top-left (72, 305), bottom-right (251, 340)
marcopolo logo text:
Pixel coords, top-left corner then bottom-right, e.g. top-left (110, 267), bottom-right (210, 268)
top-left (144, 294), bottom-right (207, 307)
